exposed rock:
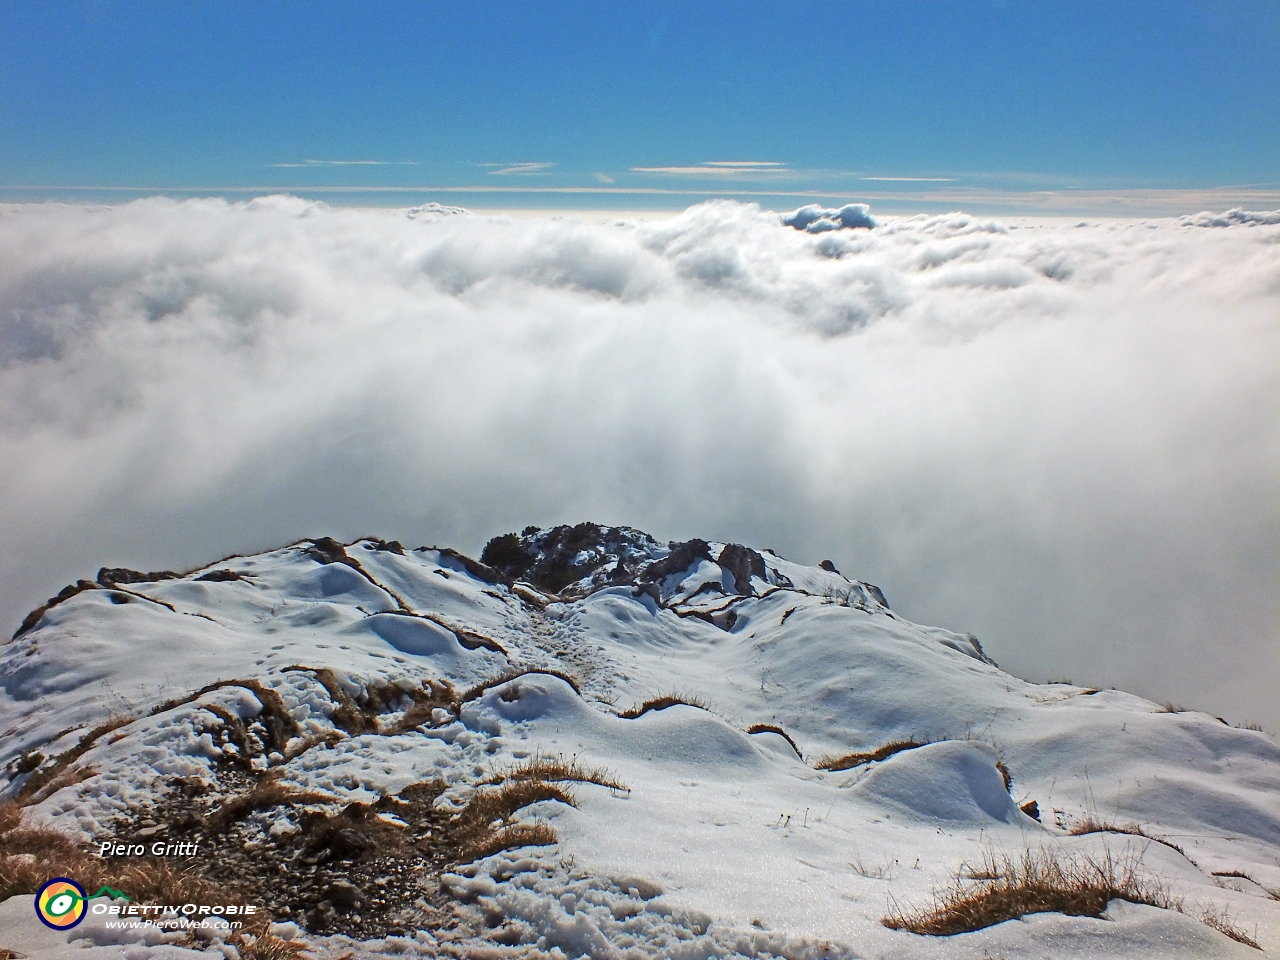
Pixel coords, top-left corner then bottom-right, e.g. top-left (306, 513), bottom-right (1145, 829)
top-left (327, 879), bottom-right (364, 910)
top-left (12, 579), bottom-right (100, 639)
top-left (195, 569), bottom-right (248, 582)
top-left (306, 537), bottom-right (353, 567)
top-left (433, 547), bottom-right (507, 585)
top-left (481, 523), bottom-right (667, 597)
top-left (865, 584), bottom-right (890, 608)
top-left (97, 567), bottom-right (181, 586)
top-left (717, 544), bottom-right (766, 596)
top-left (638, 539), bottom-right (713, 586)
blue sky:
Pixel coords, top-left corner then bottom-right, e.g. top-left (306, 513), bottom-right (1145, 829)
top-left (2, 1), bottom-right (1277, 211)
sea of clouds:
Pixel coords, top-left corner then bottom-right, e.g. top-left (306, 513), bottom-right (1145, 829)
top-left (1, 196), bottom-right (1276, 728)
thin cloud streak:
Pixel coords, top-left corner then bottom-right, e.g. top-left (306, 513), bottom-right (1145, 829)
top-left (271, 159), bottom-right (418, 168)
top-left (630, 161), bottom-right (792, 177)
top-left (5, 184), bottom-right (1280, 215)
top-left (486, 162), bottom-right (555, 176)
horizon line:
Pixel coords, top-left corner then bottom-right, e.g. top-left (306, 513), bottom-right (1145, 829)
top-left (3, 183), bottom-right (1279, 216)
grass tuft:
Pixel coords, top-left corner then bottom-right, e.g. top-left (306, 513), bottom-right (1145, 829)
top-left (205, 770), bottom-right (334, 834)
top-left (461, 823), bottom-right (559, 862)
top-left (15, 713), bottom-right (138, 802)
top-left (1068, 817), bottom-right (1188, 859)
top-left (617, 693), bottom-right (711, 719)
top-left (884, 846), bottom-right (1261, 947)
top-left (746, 724), bottom-right (803, 759)
top-left (1198, 903), bottom-right (1261, 949)
top-left (461, 668), bottom-right (583, 703)
top-left (815, 738), bottom-right (930, 772)
top-left (883, 847), bottom-right (1173, 936)
top-left (483, 753), bottom-right (628, 792)
top-left (0, 799), bottom-right (277, 945)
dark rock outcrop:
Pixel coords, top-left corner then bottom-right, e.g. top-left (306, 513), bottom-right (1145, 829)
top-left (716, 544), bottom-right (766, 596)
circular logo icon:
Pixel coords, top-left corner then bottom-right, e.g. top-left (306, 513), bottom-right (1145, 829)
top-left (35, 877), bottom-right (88, 930)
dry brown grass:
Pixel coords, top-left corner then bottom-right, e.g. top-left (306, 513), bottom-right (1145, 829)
top-left (482, 753), bottom-right (628, 792)
top-left (237, 933), bottom-right (314, 960)
top-left (850, 856), bottom-right (895, 880)
top-left (884, 846), bottom-right (1261, 948)
top-left (0, 799), bottom-right (275, 943)
top-left (448, 780), bottom-right (575, 863)
top-left (462, 823), bottom-right (559, 862)
top-left (16, 713), bottom-right (138, 802)
top-left (746, 724), bottom-right (803, 759)
top-left (205, 770), bottom-right (334, 834)
top-left (455, 781), bottom-right (575, 833)
top-left (617, 693), bottom-right (711, 719)
top-left (1199, 903), bottom-right (1261, 949)
top-left (815, 737), bottom-right (930, 772)
top-left (884, 847), bottom-right (1174, 935)
top-left (1068, 817), bottom-right (1189, 859)
top-left (1211, 870), bottom-right (1257, 882)
top-left (461, 668), bottom-right (583, 703)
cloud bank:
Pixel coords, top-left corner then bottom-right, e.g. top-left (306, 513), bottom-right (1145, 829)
top-left (0, 197), bottom-right (1276, 729)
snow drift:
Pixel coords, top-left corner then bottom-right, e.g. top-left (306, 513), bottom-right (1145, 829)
top-left (1, 527), bottom-right (1278, 957)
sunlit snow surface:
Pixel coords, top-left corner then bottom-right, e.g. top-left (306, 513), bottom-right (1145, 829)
top-left (2, 538), bottom-right (1278, 958)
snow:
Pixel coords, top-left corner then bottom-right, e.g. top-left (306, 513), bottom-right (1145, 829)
top-left (2, 535), bottom-right (1277, 957)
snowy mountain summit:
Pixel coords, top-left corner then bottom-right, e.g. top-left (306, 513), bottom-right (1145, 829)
top-left (2, 527), bottom-right (1278, 959)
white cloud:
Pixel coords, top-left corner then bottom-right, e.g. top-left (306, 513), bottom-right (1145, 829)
top-left (781, 203), bottom-right (876, 231)
top-left (487, 162), bottom-right (555, 176)
top-left (271, 159), bottom-right (416, 167)
top-left (594, 173), bottom-right (615, 184)
top-left (0, 197), bottom-right (1277, 730)
top-left (860, 176), bottom-right (957, 182)
top-left (1179, 207), bottom-right (1280, 227)
top-left (631, 162), bottom-right (790, 177)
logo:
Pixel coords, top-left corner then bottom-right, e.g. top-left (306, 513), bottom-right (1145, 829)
top-left (34, 878), bottom-right (130, 930)
top-left (35, 878), bottom-right (88, 929)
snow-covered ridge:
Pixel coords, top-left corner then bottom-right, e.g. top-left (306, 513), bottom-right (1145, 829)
top-left (2, 529), bottom-right (1278, 958)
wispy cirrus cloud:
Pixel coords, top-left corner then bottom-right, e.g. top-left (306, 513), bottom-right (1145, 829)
top-left (860, 176), bottom-right (956, 182)
top-left (486, 162), bottom-right (555, 176)
top-left (631, 161), bottom-right (789, 177)
top-left (271, 159), bottom-right (418, 168)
